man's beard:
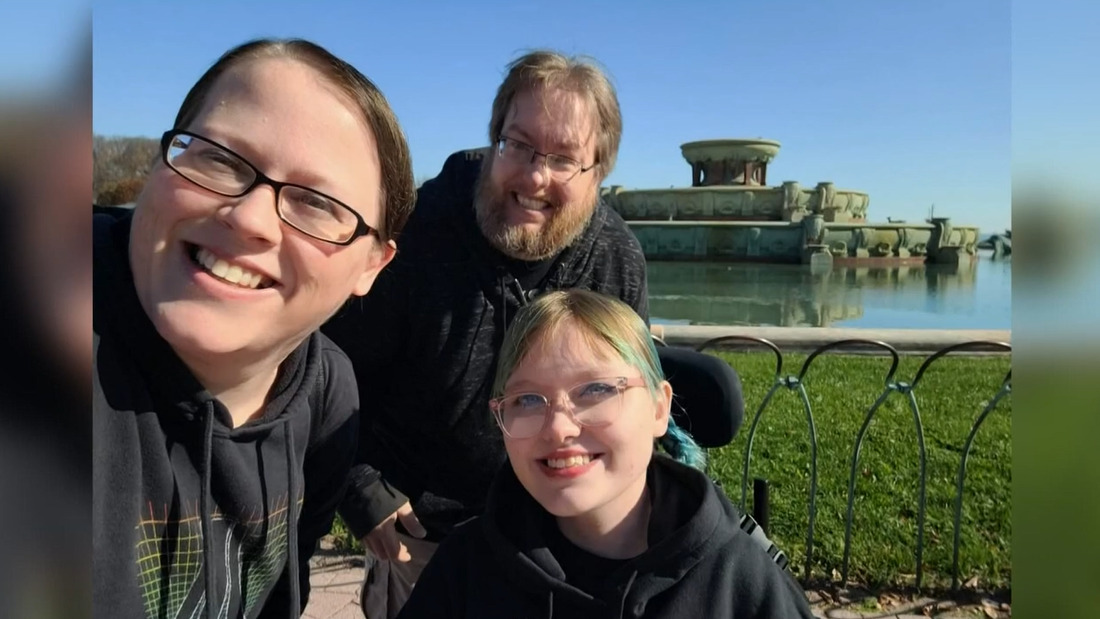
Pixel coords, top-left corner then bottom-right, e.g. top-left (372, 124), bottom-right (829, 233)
top-left (474, 161), bottom-right (597, 262)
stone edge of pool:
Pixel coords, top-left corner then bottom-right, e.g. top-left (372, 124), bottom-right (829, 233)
top-left (651, 325), bottom-right (1012, 354)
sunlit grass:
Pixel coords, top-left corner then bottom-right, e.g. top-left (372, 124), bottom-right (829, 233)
top-left (707, 351), bottom-right (1011, 590)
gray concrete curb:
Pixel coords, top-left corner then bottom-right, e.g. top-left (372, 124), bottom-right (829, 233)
top-left (651, 325), bottom-right (1011, 354)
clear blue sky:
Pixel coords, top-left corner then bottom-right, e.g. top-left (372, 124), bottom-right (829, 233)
top-left (93, 0), bottom-right (1013, 233)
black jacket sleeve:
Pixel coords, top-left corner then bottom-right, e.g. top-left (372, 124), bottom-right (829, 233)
top-left (321, 148), bottom-right (486, 539)
top-left (321, 262), bottom-right (410, 538)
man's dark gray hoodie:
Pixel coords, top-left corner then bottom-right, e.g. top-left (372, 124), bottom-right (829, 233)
top-left (322, 149), bottom-right (649, 540)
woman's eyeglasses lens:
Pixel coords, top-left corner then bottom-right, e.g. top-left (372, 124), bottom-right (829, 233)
top-left (493, 378), bottom-right (626, 438)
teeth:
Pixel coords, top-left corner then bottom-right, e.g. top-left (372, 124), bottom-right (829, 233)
top-left (224, 264), bottom-right (243, 284)
top-left (546, 455), bottom-right (592, 469)
top-left (195, 247), bottom-right (268, 290)
top-left (515, 194), bottom-right (549, 210)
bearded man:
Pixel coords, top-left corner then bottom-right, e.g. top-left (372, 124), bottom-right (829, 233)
top-left (321, 50), bottom-right (648, 618)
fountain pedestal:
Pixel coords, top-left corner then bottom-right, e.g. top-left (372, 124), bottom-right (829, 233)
top-left (602, 139), bottom-right (979, 265)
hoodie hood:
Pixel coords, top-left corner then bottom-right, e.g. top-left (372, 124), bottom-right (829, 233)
top-left (397, 448), bottom-right (817, 618)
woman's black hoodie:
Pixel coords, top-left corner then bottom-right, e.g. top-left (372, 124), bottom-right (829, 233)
top-left (92, 210), bottom-right (360, 618)
top-left (397, 455), bottom-right (815, 618)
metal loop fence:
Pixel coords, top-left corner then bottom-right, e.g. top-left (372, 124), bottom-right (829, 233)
top-left (695, 336), bottom-right (1011, 590)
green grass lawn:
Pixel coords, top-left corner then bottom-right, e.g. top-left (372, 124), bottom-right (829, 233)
top-left (704, 351), bottom-right (1011, 591)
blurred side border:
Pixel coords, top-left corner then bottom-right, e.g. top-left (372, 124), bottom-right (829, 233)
top-left (0, 3), bottom-right (92, 619)
top-left (1012, 0), bottom-right (1100, 617)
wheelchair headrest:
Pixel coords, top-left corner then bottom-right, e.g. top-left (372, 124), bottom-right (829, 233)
top-left (657, 346), bottom-right (745, 448)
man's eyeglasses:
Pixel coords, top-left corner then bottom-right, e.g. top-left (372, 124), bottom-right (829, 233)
top-left (494, 135), bottom-right (596, 183)
top-left (489, 376), bottom-right (647, 439)
top-left (160, 129), bottom-right (382, 245)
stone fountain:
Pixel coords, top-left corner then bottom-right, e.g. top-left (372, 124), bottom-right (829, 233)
top-left (601, 139), bottom-right (979, 267)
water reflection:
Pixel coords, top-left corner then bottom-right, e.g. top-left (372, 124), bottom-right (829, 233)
top-left (647, 256), bottom-right (1011, 329)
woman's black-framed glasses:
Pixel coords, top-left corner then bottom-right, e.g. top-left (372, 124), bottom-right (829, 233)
top-left (160, 130), bottom-right (382, 245)
top-left (489, 376), bottom-right (647, 439)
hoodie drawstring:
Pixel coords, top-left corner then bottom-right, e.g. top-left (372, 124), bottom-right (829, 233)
top-left (284, 418), bottom-right (301, 617)
top-left (541, 570), bottom-right (638, 619)
top-left (617, 570), bottom-right (639, 619)
top-left (200, 402), bottom-right (218, 619)
top-left (496, 267), bottom-right (532, 339)
top-left (196, 406), bottom-right (302, 618)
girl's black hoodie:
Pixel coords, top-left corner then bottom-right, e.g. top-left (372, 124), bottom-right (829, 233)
top-left (92, 210), bottom-right (360, 618)
top-left (397, 454), bottom-right (815, 619)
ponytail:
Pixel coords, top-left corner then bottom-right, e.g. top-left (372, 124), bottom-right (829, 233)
top-left (658, 417), bottom-right (707, 470)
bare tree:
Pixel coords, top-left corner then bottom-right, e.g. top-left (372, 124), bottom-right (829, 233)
top-left (93, 135), bottom-right (158, 205)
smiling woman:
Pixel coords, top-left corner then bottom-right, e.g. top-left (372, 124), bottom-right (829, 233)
top-left (397, 289), bottom-right (816, 619)
top-left (92, 38), bottom-right (414, 619)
